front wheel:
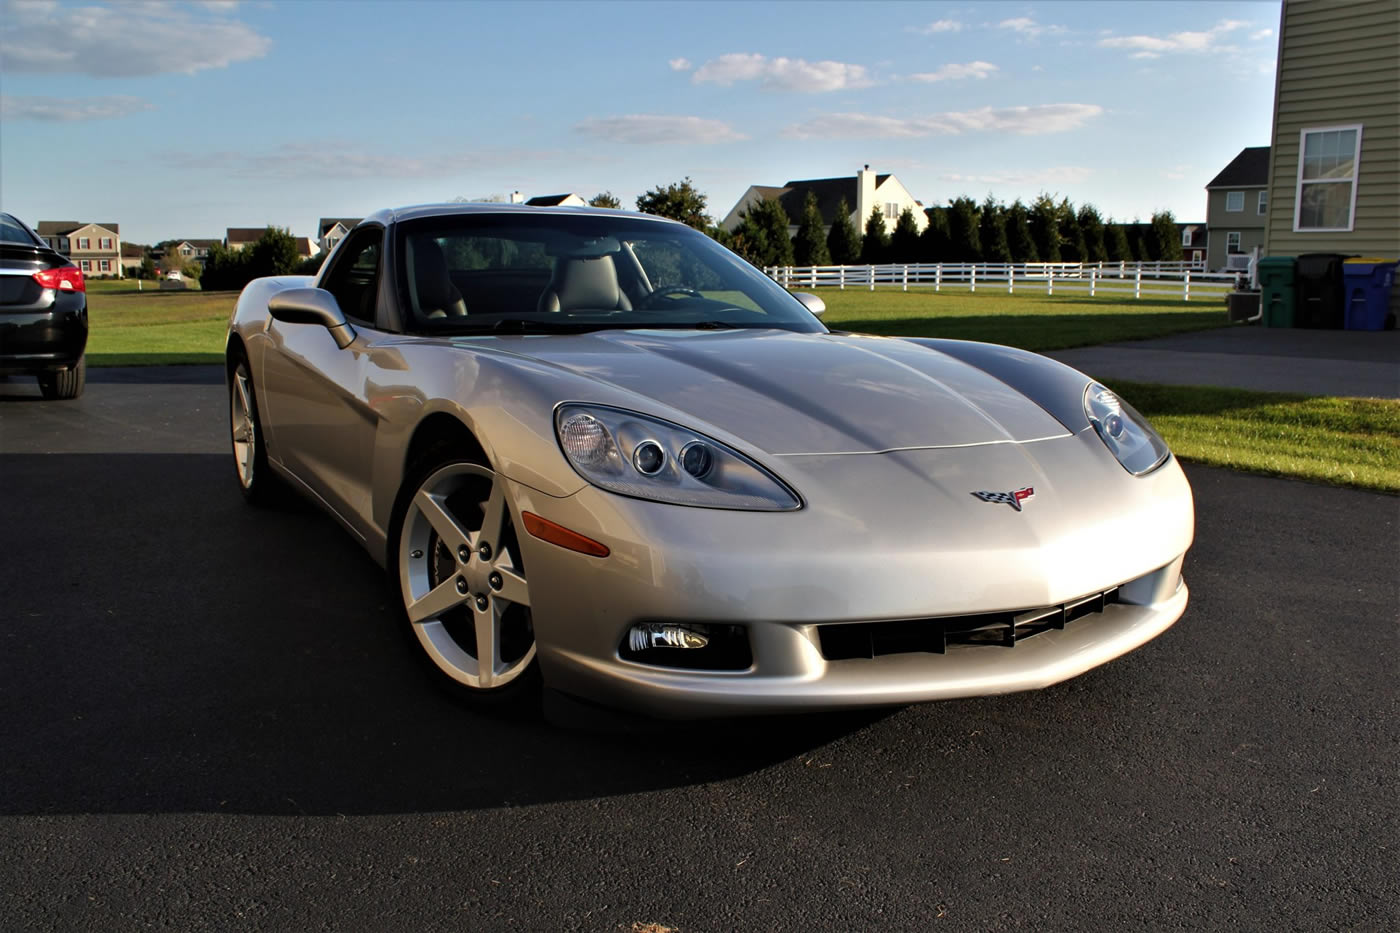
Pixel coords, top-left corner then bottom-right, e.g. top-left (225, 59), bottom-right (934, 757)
top-left (37, 355), bottom-right (85, 400)
top-left (228, 354), bottom-right (277, 504)
top-left (391, 450), bottom-right (539, 706)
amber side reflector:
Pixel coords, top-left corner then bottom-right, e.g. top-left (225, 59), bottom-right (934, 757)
top-left (521, 511), bottom-right (610, 557)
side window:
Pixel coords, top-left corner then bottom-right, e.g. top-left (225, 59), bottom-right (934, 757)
top-left (321, 227), bottom-right (381, 324)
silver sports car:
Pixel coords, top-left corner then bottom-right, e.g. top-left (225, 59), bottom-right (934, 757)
top-left (226, 204), bottom-right (1193, 717)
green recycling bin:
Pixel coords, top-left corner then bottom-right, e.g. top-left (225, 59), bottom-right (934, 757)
top-left (1257, 256), bottom-right (1297, 328)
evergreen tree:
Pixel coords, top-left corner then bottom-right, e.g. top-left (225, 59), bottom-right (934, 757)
top-left (1058, 198), bottom-right (1087, 263)
top-left (792, 192), bottom-right (831, 266)
top-left (861, 205), bottom-right (891, 264)
top-left (920, 207), bottom-right (951, 262)
top-left (1006, 200), bottom-right (1038, 262)
top-left (978, 196), bottom-right (1011, 263)
top-left (1105, 223), bottom-right (1132, 263)
top-left (947, 197), bottom-right (982, 262)
top-left (890, 207), bottom-right (922, 263)
top-left (588, 191), bottom-right (621, 209)
top-left (1077, 204), bottom-right (1107, 264)
top-left (1029, 194), bottom-right (1062, 262)
top-left (1150, 211), bottom-right (1184, 261)
top-left (752, 197), bottom-right (794, 267)
top-left (826, 198), bottom-right (862, 265)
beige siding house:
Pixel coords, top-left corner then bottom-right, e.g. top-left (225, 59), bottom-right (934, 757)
top-left (36, 221), bottom-right (123, 277)
top-left (1263, 0), bottom-right (1399, 299)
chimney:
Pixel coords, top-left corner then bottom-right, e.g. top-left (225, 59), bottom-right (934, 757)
top-left (509, 190), bottom-right (524, 204)
top-left (856, 165), bottom-right (877, 229)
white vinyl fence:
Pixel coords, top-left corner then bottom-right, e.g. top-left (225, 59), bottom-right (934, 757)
top-left (764, 261), bottom-right (1240, 302)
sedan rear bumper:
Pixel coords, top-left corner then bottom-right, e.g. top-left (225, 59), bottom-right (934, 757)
top-left (0, 306), bottom-right (88, 373)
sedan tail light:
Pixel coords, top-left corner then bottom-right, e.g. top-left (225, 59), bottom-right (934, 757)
top-left (33, 266), bottom-right (85, 292)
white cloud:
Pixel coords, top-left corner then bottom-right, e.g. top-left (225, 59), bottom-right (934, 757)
top-left (0, 0), bottom-right (271, 77)
top-left (998, 17), bottom-right (1065, 37)
top-left (783, 103), bottom-right (1104, 139)
top-left (0, 93), bottom-right (154, 121)
top-left (1099, 20), bottom-right (1249, 59)
top-left (668, 57), bottom-right (692, 71)
top-left (1032, 64), bottom-right (1045, 72)
top-left (690, 52), bottom-right (872, 92)
top-left (940, 166), bottom-right (1093, 187)
top-left (573, 114), bottom-right (745, 144)
top-left (910, 19), bottom-right (963, 34)
top-left (1251, 28), bottom-right (1274, 40)
top-left (909, 61), bottom-right (998, 82)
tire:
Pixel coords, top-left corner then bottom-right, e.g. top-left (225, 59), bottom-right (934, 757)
top-left (228, 353), bottom-right (277, 504)
top-left (389, 443), bottom-right (541, 709)
top-left (37, 355), bottom-right (85, 400)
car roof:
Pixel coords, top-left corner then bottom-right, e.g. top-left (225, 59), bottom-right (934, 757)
top-left (381, 202), bottom-right (687, 228)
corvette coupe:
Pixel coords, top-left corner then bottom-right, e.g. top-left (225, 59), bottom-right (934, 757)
top-left (226, 204), bottom-right (1193, 717)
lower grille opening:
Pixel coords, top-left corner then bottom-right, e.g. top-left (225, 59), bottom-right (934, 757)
top-left (817, 587), bottom-right (1121, 661)
top-left (618, 623), bottom-right (753, 671)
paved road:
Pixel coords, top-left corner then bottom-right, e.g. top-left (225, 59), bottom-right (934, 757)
top-left (1, 368), bottom-right (1396, 931)
top-left (1050, 326), bottom-right (1400, 398)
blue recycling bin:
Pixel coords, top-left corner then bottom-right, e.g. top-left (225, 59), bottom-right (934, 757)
top-left (1342, 259), bottom-right (1397, 331)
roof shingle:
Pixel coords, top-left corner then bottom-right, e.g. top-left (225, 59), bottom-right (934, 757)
top-left (1206, 147), bottom-right (1270, 188)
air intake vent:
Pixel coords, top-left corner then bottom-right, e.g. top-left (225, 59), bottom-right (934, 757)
top-left (817, 588), bottom-right (1121, 661)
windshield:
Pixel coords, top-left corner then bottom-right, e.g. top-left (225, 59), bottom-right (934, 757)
top-left (394, 212), bottom-right (825, 335)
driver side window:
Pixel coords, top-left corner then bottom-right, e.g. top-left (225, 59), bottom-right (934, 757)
top-left (321, 228), bottom-right (382, 325)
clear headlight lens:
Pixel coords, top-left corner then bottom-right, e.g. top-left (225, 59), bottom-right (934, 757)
top-left (555, 405), bottom-right (801, 510)
top-left (1083, 383), bottom-right (1171, 475)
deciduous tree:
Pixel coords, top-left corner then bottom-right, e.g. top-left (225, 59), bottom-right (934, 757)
top-left (635, 177), bottom-right (711, 230)
top-left (588, 191), bottom-right (621, 209)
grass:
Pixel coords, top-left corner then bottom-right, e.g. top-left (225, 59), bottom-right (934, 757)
top-left (818, 287), bottom-right (1230, 351)
top-left (86, 286), bottom-right (233, 366)
top-left (1110, 381), bottom-right (1400, 494)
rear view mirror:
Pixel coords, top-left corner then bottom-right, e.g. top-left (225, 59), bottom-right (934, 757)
top-left (268, 288), bottom-right (357, 349)
top-left (792, 292), bottom-right (826, 317)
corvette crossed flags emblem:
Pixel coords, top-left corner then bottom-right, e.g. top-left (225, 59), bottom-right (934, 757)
top-left (972, 487), bottom-right (1036, 511)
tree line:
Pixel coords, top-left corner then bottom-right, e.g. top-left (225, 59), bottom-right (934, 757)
top-left (623, 178), bottom-right (1185, 269)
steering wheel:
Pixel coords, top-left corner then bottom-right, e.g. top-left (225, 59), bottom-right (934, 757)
top-left (639, 285), bottom-right (703, 308)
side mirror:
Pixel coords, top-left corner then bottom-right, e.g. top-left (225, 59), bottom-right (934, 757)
top-left (268, 288), bottom-right (357, 349)
top-left (792, 292), bottom-right (826, 317)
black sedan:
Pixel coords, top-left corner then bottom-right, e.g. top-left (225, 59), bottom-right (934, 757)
top-left (0, 213), bottom-right (88, 399)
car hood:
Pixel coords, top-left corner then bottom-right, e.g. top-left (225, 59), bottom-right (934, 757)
top-left (481, 328), bottom-right (1075, 456)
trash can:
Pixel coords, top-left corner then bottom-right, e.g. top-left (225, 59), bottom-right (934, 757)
top-left (1257, 256), bottom-right (1297, 328)
top-left (1342, 258), bottom-right (1398, 331)
top-left (1295, 253), bottom-right (1349, 329)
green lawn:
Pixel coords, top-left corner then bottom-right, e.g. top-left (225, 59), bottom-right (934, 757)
top-left (818, 288), bottom-right (1230, 351)
top-left (1111, 381), bottom-right (1400, 494)
top-left (86, 286), bottom-right (233, 366)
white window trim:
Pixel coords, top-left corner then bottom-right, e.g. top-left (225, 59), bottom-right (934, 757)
top-left (77, 237), bottom-right (90, 249)
top-left (1181, 229), bottom-right (1192, 247)
top-left (99, 259), bottom-right (111, 272)
top-left (1226, 232), bottom-right (1242, 253)
top-left (1293, 123), bottom-right (1363, 233)
top-left (1225, 191), bottom-right (1244, 212)
top-left (1257, 191), bottom-right (1267, 216)
top-left (99, 237), bottom-right (113, 249)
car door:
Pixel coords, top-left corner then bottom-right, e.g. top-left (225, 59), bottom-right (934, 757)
top-left (260, 225), bottom-right (388, 539)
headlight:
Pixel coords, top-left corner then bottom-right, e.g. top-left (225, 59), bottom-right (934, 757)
top-left (554, 404), bottom-right (801, 510)
top-left (1083, 383), bottom-right (1170, 475)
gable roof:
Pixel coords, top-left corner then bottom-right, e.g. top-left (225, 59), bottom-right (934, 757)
top-left (525, 193), bottom-right (580, 207)
top-left (121, 243), bottom-right (146, 259)
top-left (36, 221), bottom-right (119, 236)
top-left (226, 227), bottom-right (266, 243)
top-left (318, 217), bottom-right (362, 236)
top-left (744, 174), bottom-right (900, 225)
top-left (294, 237), bottom-right (318, 257)
top-left (1206, 147), bottom-right (1270, 188)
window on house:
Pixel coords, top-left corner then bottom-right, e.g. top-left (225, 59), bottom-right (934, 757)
top-left (77, 237), bottom-right (90, 249)
top-left (80, 259), bottom-right (92, 271)
top-left (1225, 192), bottom-right (1244, 212)
top-left (1227, 232), bottom-right (1242, 254)
top-left (100, 237), bottom-right (113, 249)
top-left (181, 247), bottom-right (192, 256)
top-left (1181, 229), bottom-right (1192, 247)
top-left (1257, 191), bottom-right (1267, 216)
top-left (1295, 125), bottom-right (1362, 231)
top-left (885, 202), bottom-right (899, 221)
top-left (99, 259), bottom-right (111, 272)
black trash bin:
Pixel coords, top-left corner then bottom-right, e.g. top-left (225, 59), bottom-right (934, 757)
top-left (1294, 253), bottom-right (1350, 329)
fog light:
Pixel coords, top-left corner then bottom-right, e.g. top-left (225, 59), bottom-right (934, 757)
top-left (628, 623), bottom-right (708, 652)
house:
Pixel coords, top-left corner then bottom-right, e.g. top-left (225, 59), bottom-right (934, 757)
top-left (1204, 147), bottom-right (1269, 271)
top-left (120, 243), bottom-right (147, 274)
top-left (226, 227), bottom-right (265, 251)
top-left (317, 217), bottom-right (362, 252)
top-left (168, 239), bottom-right (221, 262)
top-left (36, 221), bottom-right (123, 277)
top-left (720, 166), bottom-right (927, 237)
top-left (1178, 223), bottom-right (1209, 268)
top-left (294, 237), bottom-right (321, 260)
top-left (525, 193), bottom-right (588, 207)
top-left (1262, 0), bottom-right (1399, 302)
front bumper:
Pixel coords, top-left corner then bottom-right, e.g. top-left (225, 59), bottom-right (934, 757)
top-left (507, 432), bottom-right (1195, 718)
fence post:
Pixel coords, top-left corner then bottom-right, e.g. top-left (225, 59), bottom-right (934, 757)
top-left (839, 266), bottom-right (845, 290)
top-left (868, 265), bottom-right (875, 291)
top-left (970, 265), bottom-right (977, 293)
top-left (1048, 266), bottom-right (1054, 296)
top-left (902, 265), bottom-right (908, 292)
top-left (1089, 268), bottom-right (1096, 298)
top-left (811, 266), bottom-right (817, 289)
top-left (1008, 265), bottom-right (1014, 294)
top-left (935, 264), bottom-right (941, 293)
top-left (1134, 268), bottom-right (1142, 299)
top-left (1183, 270), bottom-right (1191, 302)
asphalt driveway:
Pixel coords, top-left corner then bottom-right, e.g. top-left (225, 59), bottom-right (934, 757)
top-left (0, 368), bottom-right (1396, 931)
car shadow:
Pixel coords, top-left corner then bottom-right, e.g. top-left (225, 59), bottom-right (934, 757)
top-left (0, 452), bottom-right (891, 816)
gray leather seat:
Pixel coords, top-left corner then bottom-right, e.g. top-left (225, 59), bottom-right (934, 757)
top-left (537, 256), bottom-right (632, 313)
top-left (413, 239), bottom-right (467, 318)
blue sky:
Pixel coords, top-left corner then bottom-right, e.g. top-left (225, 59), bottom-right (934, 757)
top-left (0, 0), bottom-right (1282, 244)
